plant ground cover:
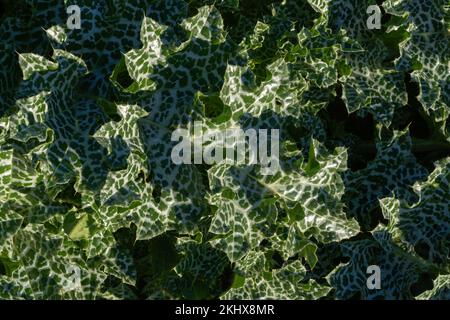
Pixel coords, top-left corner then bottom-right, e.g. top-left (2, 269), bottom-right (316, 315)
top-left (0, 0), bottom-right (449, 300)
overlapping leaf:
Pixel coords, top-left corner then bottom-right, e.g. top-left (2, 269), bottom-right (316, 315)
top-left (380, 158), bottom-right (450, 266)
top-left (343, 129), bottom-right (428, 229)
top-left (223, 250), bottom-right (330, 299)
top-left (0, 0), bottom-right (449, 301)
top-left (384, 0), bottom-right (450, 139)
top-left (208, 140), bottom-right (359, 262)
top-left (328, 230), bottom-right (429, 300)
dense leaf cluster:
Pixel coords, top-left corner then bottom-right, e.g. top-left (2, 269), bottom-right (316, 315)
top-left (0, 0), bottom-right (449, 299)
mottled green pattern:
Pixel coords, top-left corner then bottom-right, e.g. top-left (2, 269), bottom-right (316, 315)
top-left (0, 0), bottom-right (449, 300)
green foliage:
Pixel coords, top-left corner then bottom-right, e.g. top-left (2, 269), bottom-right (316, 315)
top-left (0, 0), bottom-right (449, 300)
